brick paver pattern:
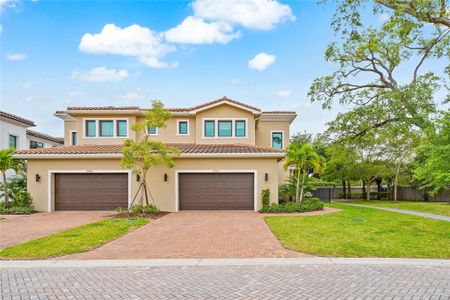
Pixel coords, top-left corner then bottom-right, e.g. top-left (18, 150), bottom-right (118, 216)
top-left (2, 264), bottom-right (450, 299)
top-left (66, 211), bottom-right (307, 259)
top-left (338, 202), bottom-right (450, 222)
top-left (0, 212), bottom-right (112, 249)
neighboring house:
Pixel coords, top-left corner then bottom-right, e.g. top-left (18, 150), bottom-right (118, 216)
top-left (0, 111), bottom-right (64, 150)
top-left (1, 111), bottom-right (64, 180)
top-left (14, 97), bottom-right (296, 212)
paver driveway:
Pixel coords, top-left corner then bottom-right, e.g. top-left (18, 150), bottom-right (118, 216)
top-left (0, 211), bottom-right (112, 249)
top-left (67, 211), bottom-right (306, 259)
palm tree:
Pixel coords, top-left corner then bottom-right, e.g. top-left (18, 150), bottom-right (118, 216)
top-left (284, 143), bottom-right (325, 203)
top-left (0, 148), bottom-right (24, 208)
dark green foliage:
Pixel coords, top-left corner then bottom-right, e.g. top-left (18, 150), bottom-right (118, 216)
top-left (261, 189), bottom-right (270, 206)
top-left (260, 198), bottom-right (324, 213)
top-left (116, 204), bottom-right (160, 216)
top-left (0, 206), bottom-right (33, 215)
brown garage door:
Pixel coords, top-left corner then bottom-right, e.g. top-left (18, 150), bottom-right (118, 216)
top-left (55, 173), bottom-right (128, 211)
top-left (179, 173), bottom-right (254, 210)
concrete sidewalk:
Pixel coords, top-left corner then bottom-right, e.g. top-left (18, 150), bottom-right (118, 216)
top-left (2, 257), bottom-right (449, 268)
top-left (336, 202), bottom-right (450, 222)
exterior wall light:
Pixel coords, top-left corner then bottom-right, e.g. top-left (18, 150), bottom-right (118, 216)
top-left (136, 174), bottom-right (140, 182)
top-left (164, 173), bottom-right (168, 182)
top-left (265, 173), bottom-right (269, 181)
top-left (35, 174), bottom-right (41, 182)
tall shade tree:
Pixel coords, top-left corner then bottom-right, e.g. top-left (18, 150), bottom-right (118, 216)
top-left (381, 127), bottom-right (420, 201)
top-left (311, 0), bottom-right (449, 139)
top-left (0, 148), bottom-right (24, 208)
top-left (121, 101), bottom-right (179, 206)
top-left (284, 143), bottom-right (325, 203)
top-left (412, 111), bottom-right (450, 196)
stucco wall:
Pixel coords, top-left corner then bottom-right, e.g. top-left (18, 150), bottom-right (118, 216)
top-left (136, 116), bottom-right (196, 143)
top-left (63, 120), bottom-right (76, 146)
top-left (26, 157), bottom-right (279, 212)
top-left (255, 120), bottom-right (290, 149)
top-left (0, 119), bottom-right (28, 150)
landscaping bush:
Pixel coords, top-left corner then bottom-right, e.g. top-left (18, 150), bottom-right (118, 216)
top-left (115, 204), bottom-right (160, 217)
top-left (260, 198), bottom-right (324, 213)
top-left (262, 189), bottom-right (270, 206)
top-left (0, 206), bottom-right (33, 215)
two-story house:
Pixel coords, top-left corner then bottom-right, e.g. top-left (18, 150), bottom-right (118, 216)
top-left (14, 97), bottom-right (296, 212)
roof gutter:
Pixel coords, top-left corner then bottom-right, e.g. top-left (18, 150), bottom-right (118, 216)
top-left (13, 152), bottom-right (285, 160)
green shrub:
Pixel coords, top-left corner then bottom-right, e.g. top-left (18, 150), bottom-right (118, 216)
top-left (116, 204), bottom-right (160, 216)
top-left (0, 206), bottom-right (33, 215)
top-left (262, 189), bottom-right (270, 206)
top-left (260, 198), bottom-right (324, 213)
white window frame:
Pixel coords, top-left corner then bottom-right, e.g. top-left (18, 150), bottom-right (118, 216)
top-left (201, 118), bottom-right (248, 139)
top-left (176, 120), bottom-right (190, 136)
top-left (270, 130), bottom-right (284, 149)
top-left (82, 118), bottom-right (129, 139)
top-left (174, 170), bottom-right (258, 212)
top-left (69, 130), bottom-right (77, 146)
top-left (146, 126), bottom-right (159, 136)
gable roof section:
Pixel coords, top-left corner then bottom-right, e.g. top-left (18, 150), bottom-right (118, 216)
top-left (13, 143), bottom-right (284, 159)
top-left (184, 96), bottom-right (261, 114)
top-left (26, 129), bottom-right (64, 144)
top-left (0, 111), bottom-right (35, 127)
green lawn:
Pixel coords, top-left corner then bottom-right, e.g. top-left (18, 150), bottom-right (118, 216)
top-left (265, 204), bottom-right (450, 258)
top-left (340, 200), bottom-right (450, 217)
top-left (0, 218), bottom-right (148, 259)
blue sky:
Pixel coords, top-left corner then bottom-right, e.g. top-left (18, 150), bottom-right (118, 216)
top-left (1, 0), bottom-right (444, 138)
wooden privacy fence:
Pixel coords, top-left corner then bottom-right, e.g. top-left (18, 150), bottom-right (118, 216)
top-left (312, 186), bottom-right (450, 202)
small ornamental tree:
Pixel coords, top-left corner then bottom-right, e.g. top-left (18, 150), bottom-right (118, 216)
top-left (121, 101), bottom-right (179, 206)
top-left (0, 148), bottom-right (24, 208)
top-left (284, 143), bottom-right (325, 203)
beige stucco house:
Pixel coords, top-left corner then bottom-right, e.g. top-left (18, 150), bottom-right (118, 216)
top-left (14, 97), bottom-right (296, 212)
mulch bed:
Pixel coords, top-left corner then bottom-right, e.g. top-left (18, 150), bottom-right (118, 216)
top-left (113, 212), bottom-right (170, 221)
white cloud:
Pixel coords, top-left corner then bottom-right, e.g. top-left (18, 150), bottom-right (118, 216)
top-left (192, 0), bottom-right (295, 30)
top-left (71, 67), bottom-right (129, 82)
top-left (6, 53), bottom-right (27, 61)
top-left (165, 16), bottom-right (241, 44)
top-left (277, 90), bottom-right (292, 97)
top-left (20, 82), bottom-right (32, 88)
top-left (248, 52), bottom-right (276, 71)
top-left (0, 0), bottom-right (18, 13)
top-left (79, 24), bottom-right (175, 69)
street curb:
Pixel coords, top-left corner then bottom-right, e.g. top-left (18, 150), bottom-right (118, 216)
top-left (1, 257), bottom-right (449, 268)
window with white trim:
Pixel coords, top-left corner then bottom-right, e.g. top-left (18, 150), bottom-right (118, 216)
top-left (271, 131), bottom-right (283, 149)
top-left (71, 131), bottom-right (77, 145)
top-left (148, 127), bottom-right (158, 135)
top-left (177, 120), bottom-right (189, 135)
top-left (202, 119), bottom-right (247, 138)
top-left (84, 119), bottom-right (128, 138)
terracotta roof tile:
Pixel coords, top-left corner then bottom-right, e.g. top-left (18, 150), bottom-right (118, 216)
top-left (0, 111), bottom-right (35, 126)
top-left (262, 111), bottom-right (297, 114)
top-left (66, 106), bottom-right (140, 111)
top-left (14, 143), bottom-right (284, 155)
top-left (26, 129), bottom-right (64, 144)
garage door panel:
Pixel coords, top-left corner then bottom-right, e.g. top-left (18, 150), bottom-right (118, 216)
top-left (55, 173), bottom-right (128, 211)
top-left (179, 173), bottom-right (254, 210)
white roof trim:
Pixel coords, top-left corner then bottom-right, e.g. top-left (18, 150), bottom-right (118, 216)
top-left (189, 100), bottom-right (261, 115)
top-left (13, 152), bottom-right (284, 159)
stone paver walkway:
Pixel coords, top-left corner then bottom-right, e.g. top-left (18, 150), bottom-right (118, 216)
top-left (337, 202), bottom-right (450, 222)
top-left (2, 263), bottom-right (449, 299)
top-left (65, 211), bottom-right (307, 259)
top-left (0, 211), bottom-right (113, 249)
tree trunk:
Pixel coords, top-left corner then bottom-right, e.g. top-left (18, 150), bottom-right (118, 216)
top-left (362, 180), bottom-right (366, 199)
top-left (347, 180), bottom-right (352, 199)
top-left (342, 180), bottom-right (347, 199)
top-left (2, 171), bottom-right (8, 209)
top-left (375, 177), bottom-right (382, 200)
top-left (295, 168), bottom-right (301, 203)
top-left (366, 180), bottom-right (371, 201)
top-left (299, 170), bottom-right (307, 203)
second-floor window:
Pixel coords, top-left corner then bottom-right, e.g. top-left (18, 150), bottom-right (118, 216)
top-left (30, 141), bottom-right (44, 149)
top-left (271, 131), bottom-right (283, 149)
top-left (203, 119), bottom-right (247, 138)
top-left (9, 135), bottom-right (17, 149)
top-left (148, 127), bottom-right (158, 135)
top-left (84, 119), bottom-right (128, 138)
top-left (71, 131), bottom-right (77, 145)
top-left (86, 120), bottom-right (96, 137)
top-left (99, 120), bottom-right (114, 137)
top-left (177, 120), bottom-right (189, 135)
